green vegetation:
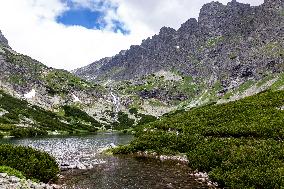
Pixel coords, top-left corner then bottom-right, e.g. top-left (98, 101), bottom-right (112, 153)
top-left (236, 80), bottom-right (254, 93)
top-left (44, 70), bottom-right (103, 95)
top-left (62, 105), bottom-right (101, 130)
top-left (3, 50), bottom-right (46, 86)
top-left (3, 48), bottom-right (106, 96)
top-left (148, 98), bottom-right (167, 107)
top-left (261, 42), bottom-right (284, 58)
top-left (129, 108), bottom-right (138, 115)
top-left (110, 111), bottom-right (135, 130)
top-left (4, 50), bottom-right (46, 72)
top-left (0, 90), bottom-right (100, 137)
top-left (205, 36), bottom-right (224, 48)
top-left (137, 114), bottom-right (157, 126)
top-left (0, 166), bottom-right (25, 179)
top-left (0, 144), bottom-right (59, 183)
top-left (229, 52), bottom-right (238, 60)
top-left (116, 72), bottom-right (199, 107)
top-left (271, 73), bottom-right (284, 90)
top-left (113, 90), bottom-right (284, 188)
top-left (10, 128), bottom-right (48, 138)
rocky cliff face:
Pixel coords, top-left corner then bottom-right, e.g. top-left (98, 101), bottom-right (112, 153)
top-left (74, 0), bottom-right (283, 94)
top-left (0, 30), bottom-right (10, 48)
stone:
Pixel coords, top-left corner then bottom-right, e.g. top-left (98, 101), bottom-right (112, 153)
top-left (0, 173), bottom-right (8, 178)
top-left (51, 184), bottom-right (61, 189)
top-left (76, 163), bottom-right (87, 170)
top-left (8, 176), bottom-right (20, 183)
top-left (0, 30), bottom-right (10, 48)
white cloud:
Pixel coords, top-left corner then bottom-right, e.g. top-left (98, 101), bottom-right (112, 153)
top-left (0, 0), bottom-right (264, 70)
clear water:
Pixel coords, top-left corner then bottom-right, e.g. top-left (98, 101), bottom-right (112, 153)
top-left (0, 133), bottom-right (213, 189)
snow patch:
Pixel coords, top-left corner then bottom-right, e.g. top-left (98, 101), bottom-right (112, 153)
top-left (276, 106), bottom-right (284, 111)
top-left (0, 108), bottom-right (8, 117)
top-left (24, 89), bottom-right (36, 99)
top-left (72, 94), bottom-right (81, 103)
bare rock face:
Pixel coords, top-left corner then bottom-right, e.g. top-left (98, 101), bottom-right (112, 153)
top-left (263, 0), bottom-right (283, 9)
top-left (74, 0), bottom-right (283, 95)
top-left (0, 30), bottom-right (10, 48)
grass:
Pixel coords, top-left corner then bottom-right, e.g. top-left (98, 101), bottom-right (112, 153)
top-left (3, 49), bottom-right (107, 96)
top-left (271, 73), bottom-right (284, 90)
top-left (113, 89), bottom-right (284, 188)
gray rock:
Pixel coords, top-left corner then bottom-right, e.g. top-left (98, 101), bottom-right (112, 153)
top-left (76, 163), bottom-right (87, 170)
top-left (8, 176), bottom-right (20, 183)
top-left (0, 173), bottom-right (8, 178)
top-left (0, 30), bottom-right (10, 48)
top-left (51, 184), bottom-right (61, 189)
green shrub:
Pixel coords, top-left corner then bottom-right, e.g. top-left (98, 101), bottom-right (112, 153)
top-left (62, 105), bottom-right (102, 128)
top-left (137, 114), bottom-right (157, 126)
top-left (114, 90), bottom-right (284, 188)
top-left (0, 144), bottom-right (59, 183)
top-left (10, 128), bottom-right (48, 138)
top-left (129, 108), bottom-right (138, 115)
top-left (0, 166), bottom-right (25, 179)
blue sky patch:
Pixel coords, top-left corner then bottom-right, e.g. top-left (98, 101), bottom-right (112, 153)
top-left (57, 1), bottom-right (129, 34)
top-left (56, 8), bottom-right (106, 30)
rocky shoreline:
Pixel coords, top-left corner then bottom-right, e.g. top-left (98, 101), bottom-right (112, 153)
top-left (0, 173), bottom-right (60, 189)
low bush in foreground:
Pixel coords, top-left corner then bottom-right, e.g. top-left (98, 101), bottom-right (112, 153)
top-left (0, 166), bottom-right (25, 179)
top-left (113, 90), bottom-right (284, 188)
top-left (0, 144), bottom-right (59, 183)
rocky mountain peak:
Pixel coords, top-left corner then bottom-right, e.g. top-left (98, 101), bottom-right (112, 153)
top-left (159, 27), bottom-right (176, 36)
top-left (198, 0), bottom-right (253, 37)
top-left (178, 18), bottom-right (198, 34)
top-left (74, 0), bottom-right (283, 94)
top-left (0, 30), bottom-right (10, 48)
top-left (226, 0), bottom-right (251, 8)
top-left (263, 0), bottom-right (283, 9)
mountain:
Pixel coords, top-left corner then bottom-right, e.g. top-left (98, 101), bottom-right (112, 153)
top-left (0, 0), bottom-right (283, 133)
top-left (0, 31), bottom-right (123, 131)
top-left (75, 0), bottom-right (283, 84)
top-left (0, 31), bottom-right (154, 131)
top-left (73, 0), bottom-right (283, 111)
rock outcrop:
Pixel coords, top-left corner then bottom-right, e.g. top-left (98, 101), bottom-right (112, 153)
top-left (0, 30), bottom-right (10, 48)
top-left (74, 0), bottom-right (283, 95)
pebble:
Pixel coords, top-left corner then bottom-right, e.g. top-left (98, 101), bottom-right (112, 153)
top-left (0, 173), bottom-right (61, 189)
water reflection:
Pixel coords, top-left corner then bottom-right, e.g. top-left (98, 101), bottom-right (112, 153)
top-left (0, 133), bottom-right (212, 189)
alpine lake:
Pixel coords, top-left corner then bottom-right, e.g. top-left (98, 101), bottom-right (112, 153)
top-left (0, 132), bottom-right (212, 189)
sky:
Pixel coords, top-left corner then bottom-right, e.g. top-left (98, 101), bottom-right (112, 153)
top-left (0, 0), bottom-right (263, 70)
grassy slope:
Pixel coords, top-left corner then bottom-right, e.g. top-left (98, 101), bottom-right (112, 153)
top-left (2, 49), bottom-right (106, 95)
top-left (113, 90), bottom-right (284, 188)
top-left (0, 90), bottom-right (101, 137)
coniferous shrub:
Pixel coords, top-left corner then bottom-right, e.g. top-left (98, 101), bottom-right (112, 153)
top-left (0, 144), bottom-right (59, 183)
